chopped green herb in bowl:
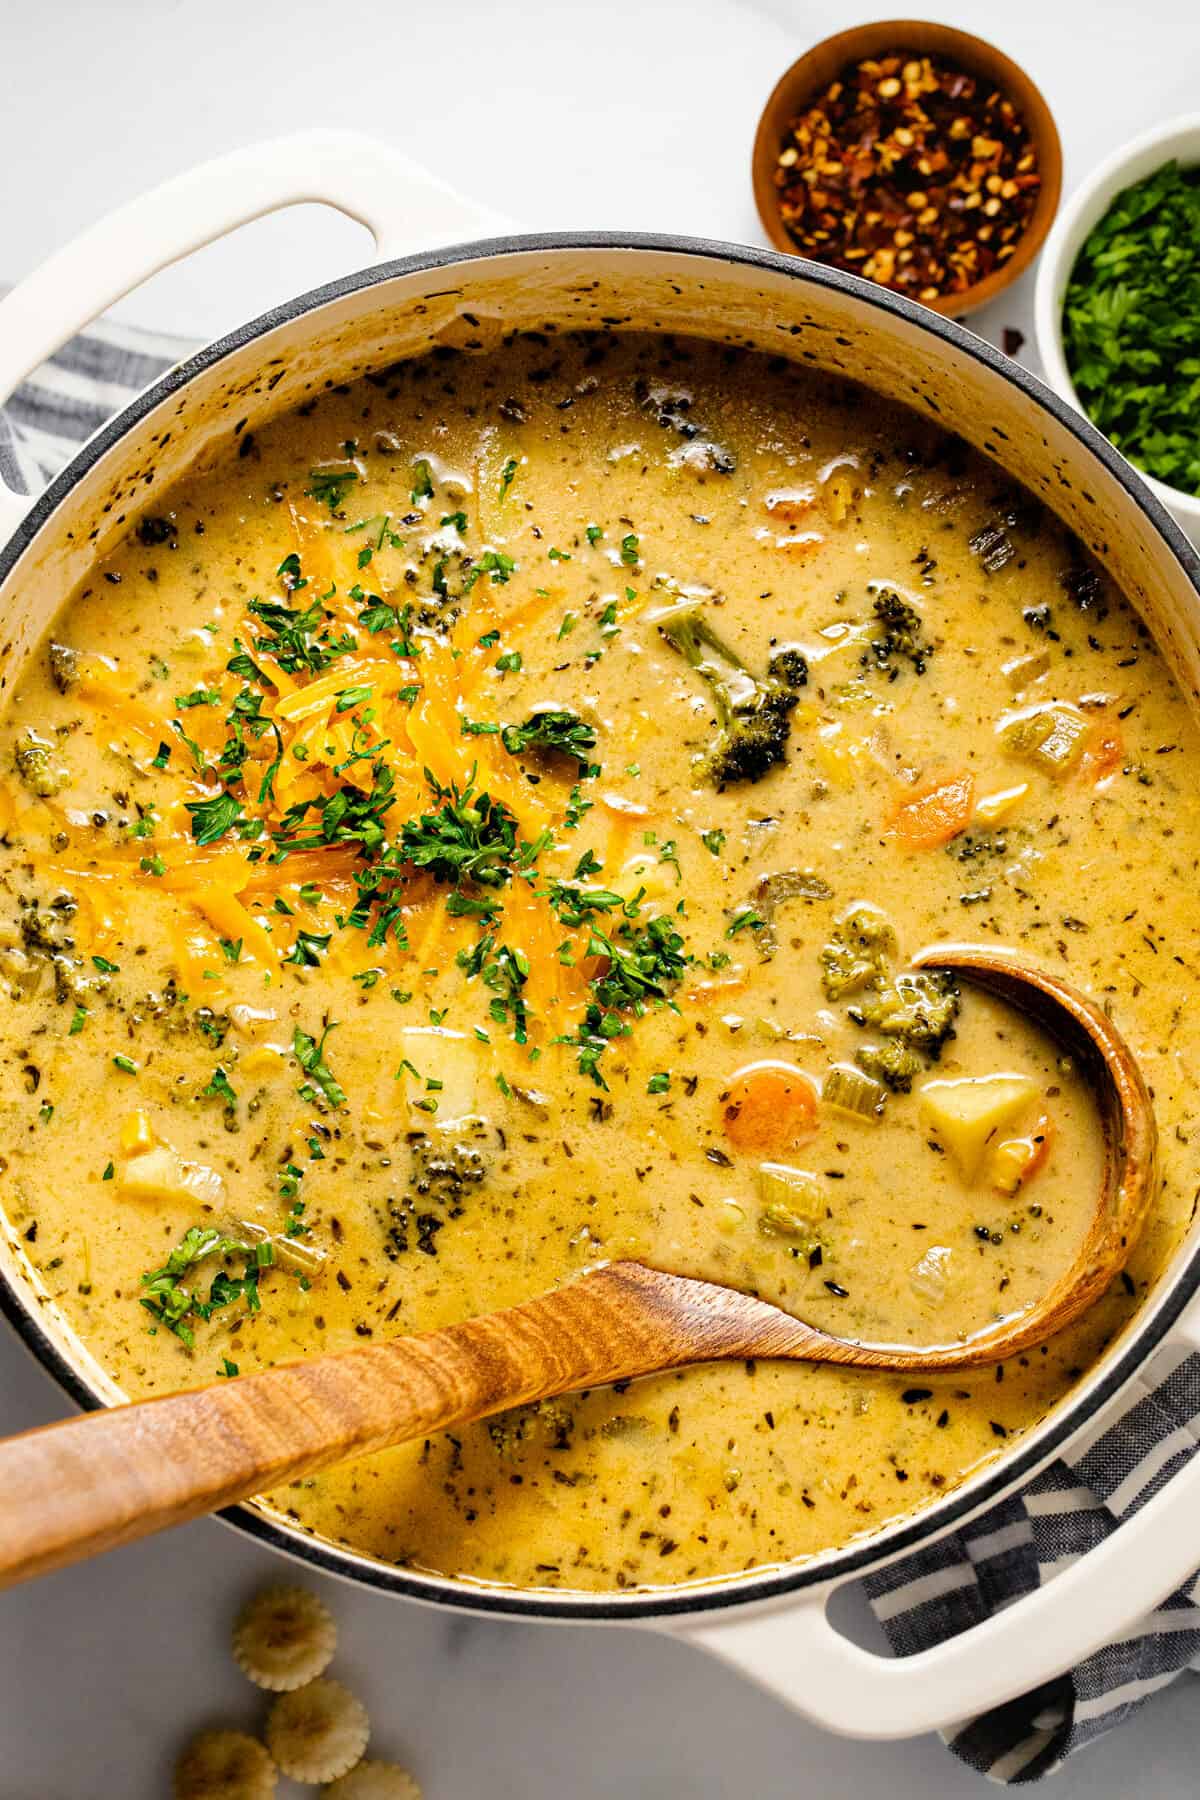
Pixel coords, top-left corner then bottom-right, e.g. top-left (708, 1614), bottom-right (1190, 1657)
top-left (1062, 159), bottom-right (1200, 498)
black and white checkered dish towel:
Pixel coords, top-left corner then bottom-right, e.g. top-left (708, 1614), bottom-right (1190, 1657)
top-left (5, 313), bottom-right (1200, 1786)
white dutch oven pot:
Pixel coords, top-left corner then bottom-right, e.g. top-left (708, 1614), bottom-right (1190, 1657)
top-left (3, 131), bottom-right (1200, 1741)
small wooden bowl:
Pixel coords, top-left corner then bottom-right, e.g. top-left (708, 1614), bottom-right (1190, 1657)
top-left (752, 21), bottom-right (1063, 318)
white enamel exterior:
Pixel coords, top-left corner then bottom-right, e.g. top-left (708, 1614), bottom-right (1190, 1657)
top-left (2, 133), bottom-right (1200, 1742)
top-left (0, 129), bottom-right (511, 540)
top-left (1033, 113), bottom-right (1200, 543)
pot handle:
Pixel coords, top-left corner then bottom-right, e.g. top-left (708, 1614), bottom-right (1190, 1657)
top-left (0, 129), bottom-right (511, 541)
top-left (677, 1296), bottom-right (1200, 1738)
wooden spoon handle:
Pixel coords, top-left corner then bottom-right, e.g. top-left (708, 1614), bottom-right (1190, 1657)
top-left (0, 1262), bottom-right (817, 1589)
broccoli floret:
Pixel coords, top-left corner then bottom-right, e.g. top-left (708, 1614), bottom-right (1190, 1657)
top-left (48, 642), bottom-right (79, 694)
top-left (660, 608), bottom-right (799, 788)
top-left (862, 590), bottom-right (933, 678)
top-left (849, 970), bottom-right (961, 1091)
top-left (14, 730), bottom-right (70, 797)
top-left (855, 1040), bottom-right (926, 1094)
top-left (767, 645), bottom-right (809, 690)
top-left (383, 1134), bottom-right (487, 1260)
top-left (819, 904), bottom-right (897, 1000)
top-left (487, 1398), bottom-right (575, 1458)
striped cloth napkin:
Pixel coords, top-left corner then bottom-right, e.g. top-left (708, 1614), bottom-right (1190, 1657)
top-left (4, 311), bottom-right (1200, 1784)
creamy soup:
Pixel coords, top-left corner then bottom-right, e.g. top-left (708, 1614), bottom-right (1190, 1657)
top-left (0, 332), bottom-right (1195, 1595)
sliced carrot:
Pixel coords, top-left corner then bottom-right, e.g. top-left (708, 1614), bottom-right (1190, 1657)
top-left (719, 1061), bottom-right (819, 1156)
top-left (681, 973), bottom-right (751, 1007)
top-left (885, 771), bottom-right (975, 850)
top-left (1079, 727), bottom-right (1124, 787)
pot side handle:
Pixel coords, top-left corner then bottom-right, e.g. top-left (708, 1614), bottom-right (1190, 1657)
top-left (677, 1298), bottom-right (1200, 1739)
top-left (0, 129), bottom-right (512, 542)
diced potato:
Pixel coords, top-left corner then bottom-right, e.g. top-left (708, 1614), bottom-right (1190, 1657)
top-left (919, 1075), bottom-right (1038, 1180)
top-left (396, 1027), bottom-right (482, 1127)
top-left (974, 782), bottom-right (1029, 826)
top-left (119, 1110), bottom-right (156, 1155)
top-left (118, 1144), bottom-right (225, 1206)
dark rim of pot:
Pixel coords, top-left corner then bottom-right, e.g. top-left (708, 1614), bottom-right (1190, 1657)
top-left (2, 231), bottom-right (1199, 1624)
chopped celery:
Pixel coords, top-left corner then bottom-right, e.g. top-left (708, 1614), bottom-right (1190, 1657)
top-left (823, 1064), bottom-right (886, 1118)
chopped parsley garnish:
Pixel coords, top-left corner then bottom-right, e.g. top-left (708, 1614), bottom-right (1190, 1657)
top-left (457, 936), bottom-right (531, 1044)
top-left (307, 467), bottom-right (359, 513)
top-left (285, 929), bottom-right (332, 968)
top-left (172, 717), bottom-right (208, 774)
top-left (399, 772), bottom-right (518, 889)
top-left (411, 458), bottom-right (435, 503)
top-left (501, 709), bottom-right (598, 769)
top-left (726, 907), bottom-right (766, 937)
top-left (139, 1225), bottom-right (268, 1347)
top-left (270, 760), bottom-right (395, 858)
top-left (499, 456), bottom-right (519, 500)
top-left (241, 590), bottom-right (353, 678)
top-left (1063, 160), bottom-right (1200, 497)
top-left (293, 1023), bottom-right (346, 1110)
top-left (202, 1066), bottom-right (238, 1108)
top-left (555, 915), bottom-right (690, 1088)
top-left (464, 550), bottom-right (517, 592)
top-left (186, 790), bottom-right (244, 847)
top-left (620, 532), bottom-right (640, 566)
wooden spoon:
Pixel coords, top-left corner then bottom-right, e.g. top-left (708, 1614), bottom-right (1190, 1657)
top-left (0, 946), bottom-right (1155, 1589)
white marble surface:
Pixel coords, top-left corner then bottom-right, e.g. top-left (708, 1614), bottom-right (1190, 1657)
top-left (3, 0), bottom-right (1200, 1793)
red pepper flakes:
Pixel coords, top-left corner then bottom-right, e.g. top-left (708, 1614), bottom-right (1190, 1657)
top-left (772, 51), bottom-right (1041, 302)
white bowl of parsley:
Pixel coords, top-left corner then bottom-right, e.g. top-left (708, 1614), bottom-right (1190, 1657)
top-left (1035, 113), bottom-right (1200, 541)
